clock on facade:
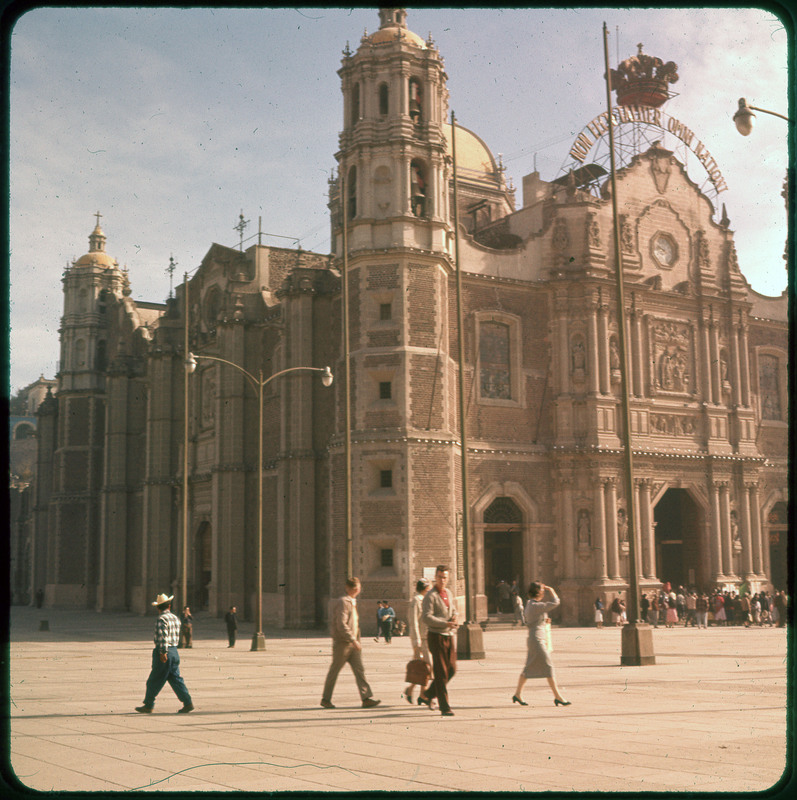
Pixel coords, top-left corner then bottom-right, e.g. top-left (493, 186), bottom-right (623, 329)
top-left (652, 233), bottom-right (676, 267)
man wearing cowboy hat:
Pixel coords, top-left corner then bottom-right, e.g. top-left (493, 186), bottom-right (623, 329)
top-left (136, 593), bottom-right (194, 714)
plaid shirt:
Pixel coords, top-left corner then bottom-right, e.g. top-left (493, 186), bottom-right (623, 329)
top-left (154, 610), bottom-right (181, 652)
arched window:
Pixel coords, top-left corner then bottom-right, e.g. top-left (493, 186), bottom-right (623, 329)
top-left (14, 422), bottom-right (36, 440)
top-left (95, 340), bottom-right (107, 372)
top-left (409, 78), bottom-right (422, 124)
top-left (484, 497), bottom-right (523, 524)
top-left (410, 159), bottom-right (427, 217)
top-left (351, 82), bottom-right (360, 127)
top-left (347, 166), bottom-right (357, 220)
top-left (379, 83), bottom-right (389, 116)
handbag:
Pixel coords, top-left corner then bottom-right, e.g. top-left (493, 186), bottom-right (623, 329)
top-left (405, 658), bottom-right (431, 684)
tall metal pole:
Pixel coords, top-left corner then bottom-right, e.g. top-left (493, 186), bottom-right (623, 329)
top-left (182, 272), bottom-right (190, 612)
top-left (603, 22), bottom-right (654, 665)
top-left (452, 111), bottom-right (485, 659)
top-left (341, 169), bottom-right (353, 578)
top-left (253, 372), bottom-right (265, 650)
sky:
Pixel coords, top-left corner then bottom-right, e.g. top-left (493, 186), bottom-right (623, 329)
top-left (7, 5), bottom-right (791, 395)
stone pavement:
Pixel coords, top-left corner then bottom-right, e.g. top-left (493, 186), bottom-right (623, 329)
top-left (5, 606), bottom-right (792, 794)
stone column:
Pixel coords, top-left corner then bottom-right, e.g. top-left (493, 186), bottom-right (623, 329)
top-left (598, 302), bottom-right (610, 394)
top-left (639, 478), bottom-right (655, 579)
top-left (594, 478), bottom-right (608, 581)
top-left (739, 480), bottom-right (754, 579)
top-left (739, 320), bottom-right (751, 407)
top-left (747, 482), bottom-right (764, 576)
top-left (700, 312), bottom-right (713, 403)
top-left (558, 313), bottom-right (570, 395)
top-left (631, 309), bottom-right (644, 397)
top-left (709, 480), bottom-right (725, 581)
top-left (719, 482), bottom-right (734, 578)
top-left (605, 478), bottom-right (620, 580)
top-left (587, 301), bottom-right (600, 394)
top-left (560, 477), bottom-right (575, 580)
top-left (729, 314), bottom-right (742, 407)
top-left (709, 317), bottom-right (721, 405)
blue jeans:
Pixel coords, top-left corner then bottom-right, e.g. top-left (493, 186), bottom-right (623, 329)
top-left (143, 646), bottom-right (192, 707)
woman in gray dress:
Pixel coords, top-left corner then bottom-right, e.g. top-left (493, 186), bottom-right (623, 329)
top-left (512, 581), bottom-right (571, 706)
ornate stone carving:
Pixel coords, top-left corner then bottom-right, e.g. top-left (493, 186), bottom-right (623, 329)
top-left (577, 509), bottom-right (591, 546)
top-left (201, 369), bottom-right (216, 428)
top-left (586, 213), bottom-right (601, 249)
top-left (619, 214), bottom-right (635, 254)
top-left (571, 335), bottom-right (586, 376)
top-left (650, 319), bottom-right (692, 394)
top-left (553, 218), bottom-right (569, 251)
top-left (650, 413), bottom-right (697, 436)
top-left (650, 149), bottom-right (673, 193)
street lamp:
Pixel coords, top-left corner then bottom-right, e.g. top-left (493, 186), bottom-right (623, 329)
top-left (733, 98), bottom-right (790, 135)
top-left (185, 353), bottom-right (333, 650)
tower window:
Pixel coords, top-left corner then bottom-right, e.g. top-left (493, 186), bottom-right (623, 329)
top-left (351, 82), bottom-right (360, 127)
top-left (346, 166), bottom-right (357, 220)
top-left (409, 78), bottom-right (422, 124)
top-left (410, 160), bottom-right (428, 218)
top-left (379, 83), bottom-right (389, 117)
top-left (379, 302), bottom-right (392, 321)
top-left (380, 469), bottom-right (393, 488)
top-left (380, 548), bottom-right (394, 568)
top-left (379, 381), bottom-right (392, 400)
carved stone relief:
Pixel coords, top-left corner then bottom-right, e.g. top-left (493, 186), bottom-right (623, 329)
top-left (650, 413), bottom-right (698, 436)
top-left (650, 319), bottom-right (692, 394)
top-left (201, 369), bottom-right (216, 428)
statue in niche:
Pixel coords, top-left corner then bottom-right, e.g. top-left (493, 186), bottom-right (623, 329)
top-left (610, 338), bottom-right (621, 370)
top-left (553, 218), bottom-right (569, 251)
top-left (587, 214), bottom-right (601, 248)
top-left (730, 510), bottom-right (740, 543)
top-left (620, 215), bottom-right (634, 254)
top-left (659, 350), bottom-right (674, 389)
top-left (617, 508), bottom-right (628, 542)
top-left (571, 338), bottom-right (586, 373)
top-left (577, 509), bottom-right (591, 546)
top-left (720, 354), bottom-right (730, 386)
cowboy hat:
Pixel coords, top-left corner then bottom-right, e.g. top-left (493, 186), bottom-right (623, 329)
top-left (151, 593), bottom-right (174, 606)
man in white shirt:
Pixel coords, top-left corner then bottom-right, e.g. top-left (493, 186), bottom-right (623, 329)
top-left (420, 565), bottom-right (459, 716)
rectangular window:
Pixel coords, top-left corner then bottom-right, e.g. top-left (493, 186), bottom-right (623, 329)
top-left (380, 548), bottom-right (394, 568)
top-left (759, 354), bottom-right (782, 420)
top-left (380, 302), bottom-right (392, 320)
top-left (380, 469), bottom-right (393, 488)
top-left (379, 381), bottom-right (392, 400)
top-left (480, 321), bottom-right (511, 399)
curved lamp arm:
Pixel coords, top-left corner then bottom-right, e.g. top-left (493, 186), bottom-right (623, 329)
top-left (186, 353), bottom-right (332, 389)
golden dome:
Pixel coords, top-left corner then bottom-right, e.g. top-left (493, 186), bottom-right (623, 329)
top-left (443, 122), bottom-right (499, 177)
top-left (74, 251), bottom-right (118, 268)
top-left (367, 25), bottom-right (426, 48)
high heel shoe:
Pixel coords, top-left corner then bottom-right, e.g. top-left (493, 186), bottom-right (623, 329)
top-left (554, 698), bottom-right (571, 706)
top-left (402, 690), bottom-right (414, 704)
top-left (512, 695), bottom-right (528, 706)
top-left (417, 693), bottom-right (432, 708)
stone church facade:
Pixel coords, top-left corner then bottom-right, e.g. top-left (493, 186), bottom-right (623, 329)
top-left (29, 9), bottom-right (788, 626)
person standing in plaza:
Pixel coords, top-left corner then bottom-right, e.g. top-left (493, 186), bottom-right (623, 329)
top-left (512, 582), bottom-right (570, 707)
top-left (321, 577), bottom-right (381, 709)
top-left (136, 593), bottom-right (194, 714)
top-left (696, 592), bottom-right (709, 628)
top-left (377, 600), bottom-right (395, 643)
top-left (594, 597), bottom-right (605, 629)
top-left (178, 605), bottom-right (193, 648)
top-left (403, 579), bottom-right (431, 704)
top-left (225, 606), bottom-right (238, 647)
top-left (419, 565), bottom-right (459, 716)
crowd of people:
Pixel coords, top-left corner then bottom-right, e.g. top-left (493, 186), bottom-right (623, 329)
top-left (597, 585), bottom-right (789, 629)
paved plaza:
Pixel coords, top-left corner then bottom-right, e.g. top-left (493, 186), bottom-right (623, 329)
top-left (5, 606), bottom-right (792, 794)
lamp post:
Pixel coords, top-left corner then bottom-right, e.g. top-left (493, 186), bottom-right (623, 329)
top-left (185, 353), bottom-right (333, 650)
top-left (733, 98), bottom-right (790, 136)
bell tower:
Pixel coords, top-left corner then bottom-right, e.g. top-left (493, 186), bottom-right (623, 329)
top-left (333, 6), bottom-right (451, 253)
top-left (329, 9), bottom-right (462, 600)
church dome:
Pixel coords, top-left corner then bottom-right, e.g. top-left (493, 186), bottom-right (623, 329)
top-left (73, 216), bottom-right (118, 269)
top-left (443, 122), bottom-right (500, 180)
top-left (365, 7), bottom-right (426, 49)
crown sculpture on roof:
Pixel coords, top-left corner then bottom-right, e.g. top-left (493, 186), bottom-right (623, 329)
top-left (611, 43), bottom-right (679, 108)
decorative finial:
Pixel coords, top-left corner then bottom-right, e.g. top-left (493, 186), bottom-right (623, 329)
top-left (637, 42), bottom-right (644, 55)
top-left (234, 210), bottom-right (250, 251)
top-left (166, 254), bottom-right (178, 299)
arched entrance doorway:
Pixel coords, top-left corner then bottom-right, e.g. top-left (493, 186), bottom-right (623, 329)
top-left (767, 502), bottom-right (788, 591)
top-left (483, 497), bottom-right (523, 613)
top-left (195, 522), bottom-right (212, 610)
top-left (653, 488), bottom-right (704, 589)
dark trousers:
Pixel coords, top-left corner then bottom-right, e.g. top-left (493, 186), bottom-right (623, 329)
top-left (427, 631), bottom-right (456, 712)
top-left (379, 619), bottom-right (392, 642)
top-left (227, 627), bottom-right (236, 646)
top-left (143, 647), bottom-right (192, 708)
top-left (178, 624), bottom-right (192, 647)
